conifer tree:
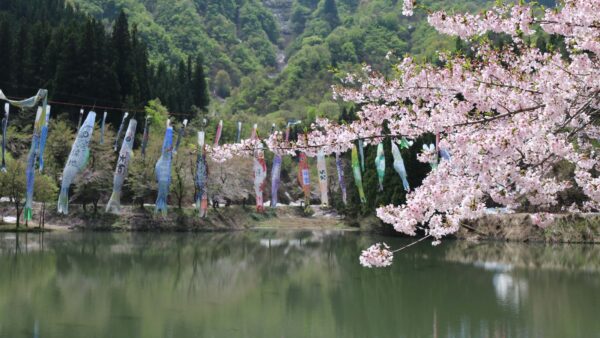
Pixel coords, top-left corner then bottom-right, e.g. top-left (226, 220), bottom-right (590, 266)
top-left (192, 55), bottom-right (210, 112)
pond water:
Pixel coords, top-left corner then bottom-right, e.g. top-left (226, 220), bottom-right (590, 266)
top-left (0, 230), bottom-right (598, 338)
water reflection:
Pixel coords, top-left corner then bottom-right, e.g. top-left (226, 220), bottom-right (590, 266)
top-left (0, 232), bottom-right (597, 338)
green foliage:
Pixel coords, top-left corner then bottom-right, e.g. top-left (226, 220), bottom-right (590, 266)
top-left (0, 156), bottom-right (26, 227)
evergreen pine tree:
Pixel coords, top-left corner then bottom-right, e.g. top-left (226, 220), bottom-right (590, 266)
top-left (192, 55), bottom-right (210, 112)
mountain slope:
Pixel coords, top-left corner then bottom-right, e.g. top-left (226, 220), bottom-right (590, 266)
top-left (68, 0), bottom-right (500, 121)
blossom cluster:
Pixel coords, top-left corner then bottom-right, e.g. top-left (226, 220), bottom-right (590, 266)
top-left (206, 1), bottom-right (600, 266)
top-left (359, 243), bottom-right (394, 268)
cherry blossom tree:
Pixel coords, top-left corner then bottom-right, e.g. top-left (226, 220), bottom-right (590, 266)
top-left (210, 0), bottom-right (600, 266)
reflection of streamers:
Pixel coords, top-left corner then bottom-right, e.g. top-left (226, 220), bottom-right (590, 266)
top-left (154, 126), bottom-right (173, 215)
top-left (58, 112), bottom-right (96, 215)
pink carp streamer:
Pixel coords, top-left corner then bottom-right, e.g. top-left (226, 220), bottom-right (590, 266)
top-left (214, 120), bottom-right (223, 146)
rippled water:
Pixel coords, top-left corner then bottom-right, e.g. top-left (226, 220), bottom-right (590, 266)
top-left (0, 230), bottom-right (598, 338)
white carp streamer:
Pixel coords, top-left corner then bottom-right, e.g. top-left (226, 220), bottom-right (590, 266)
top-left (106, 119), bottom-right (137, 214)
top-left (57, 112), bottom-right (96, 214)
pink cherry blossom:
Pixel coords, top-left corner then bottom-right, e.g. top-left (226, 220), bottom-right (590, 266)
top-left (359, 243), bottom-right (394, 268)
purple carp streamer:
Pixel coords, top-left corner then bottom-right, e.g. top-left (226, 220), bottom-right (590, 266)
top-left (141, 116), bottom-right (150, 159)
top-left (38, 105), bottom-right (51, 173)
top-left (1, 103), bottom-right (9, 172)
top-left (214, 120), bottom-right (223, 146)
top-left (375, 143), bottom-right (385, 191)
top-left (100, 112), bottom-right (107, 144)
top-left (391, 141), bottom-right (410, 192)
top-left (270, 125), bottom-right (282, 207)
top-left (106, 119), bottom-right (137, 214)
top-left (352, 144), bottom-right (366, 204)
top-left (335, 152), bottom-right (347, 205)
top-left (57, 112), bottom-right (96, 214)
top-left (113, 112), bottom-right (129, 151)
top-left (254, 143), bottom-right (267, 212)
top-left (317, 150), bottom-right (329, 206)
top-left (24, 107), bottom-right (44, 221)
top-left (174, 119), bottom-right (188, 153)
top-left (155, 121), bottom-right (174, 215)
top-left (195, 131), bottom-right (208, 218)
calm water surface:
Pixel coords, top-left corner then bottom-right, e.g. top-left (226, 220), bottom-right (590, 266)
top-left (0, 230), bottom-right (598, 338)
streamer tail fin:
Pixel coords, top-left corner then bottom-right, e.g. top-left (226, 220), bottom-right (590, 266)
top-left (57, 186), bottom-right (69, 214)
top-left (105, 191), bottom-right (122, 214)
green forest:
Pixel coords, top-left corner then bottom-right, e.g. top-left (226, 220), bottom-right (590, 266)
top-left (0, 0), bottom-right (560, 223)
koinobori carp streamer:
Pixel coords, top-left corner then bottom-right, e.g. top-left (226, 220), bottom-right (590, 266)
top-left (57, 111), bottom-right (96, 214)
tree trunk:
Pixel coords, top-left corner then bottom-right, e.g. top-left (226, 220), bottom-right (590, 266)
top-left (15, 201), bottom-right (20, 229)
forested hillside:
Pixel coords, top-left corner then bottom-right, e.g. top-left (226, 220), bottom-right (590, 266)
top-left (66, 0), bottom-right (502, 122)
top-left (0, 0), bottom-right (210, 123)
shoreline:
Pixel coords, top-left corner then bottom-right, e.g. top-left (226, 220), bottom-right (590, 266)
top-left (0, 204), bottom-right (599, 244)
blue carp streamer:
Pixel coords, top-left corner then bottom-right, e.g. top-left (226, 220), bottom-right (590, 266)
top-left (114, 112), bottom-right (129, 151)
top-left (38, 105), bottom-right (51, 173)
top-left (195, 132), bottom-right (208, 218)
top-left (1, 103), bottom-right (9, 172)
top-left (391, 141), bottom-right (410, 192)
top-left (106, 119), bottom-right (137, 214)
top-left (24, 107), bottom-right (44, 221)
top-left (155, 124), bottom-right (174, 215)
top-left (335, 152), bottom-right (347, 205)
top-left (57, 112), bottom-right (96, 214)
top-left (375, 143), bottom-right (385, 191)
top-left (174, 119), bottom-right (188, 153)
top-left (100, 111), bottom-right (107, 144)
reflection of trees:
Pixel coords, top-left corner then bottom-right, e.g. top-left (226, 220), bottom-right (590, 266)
top-left (445, 241), bottom-right (600, 272)
top-left (0, 233), bottom-right (598, 337)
